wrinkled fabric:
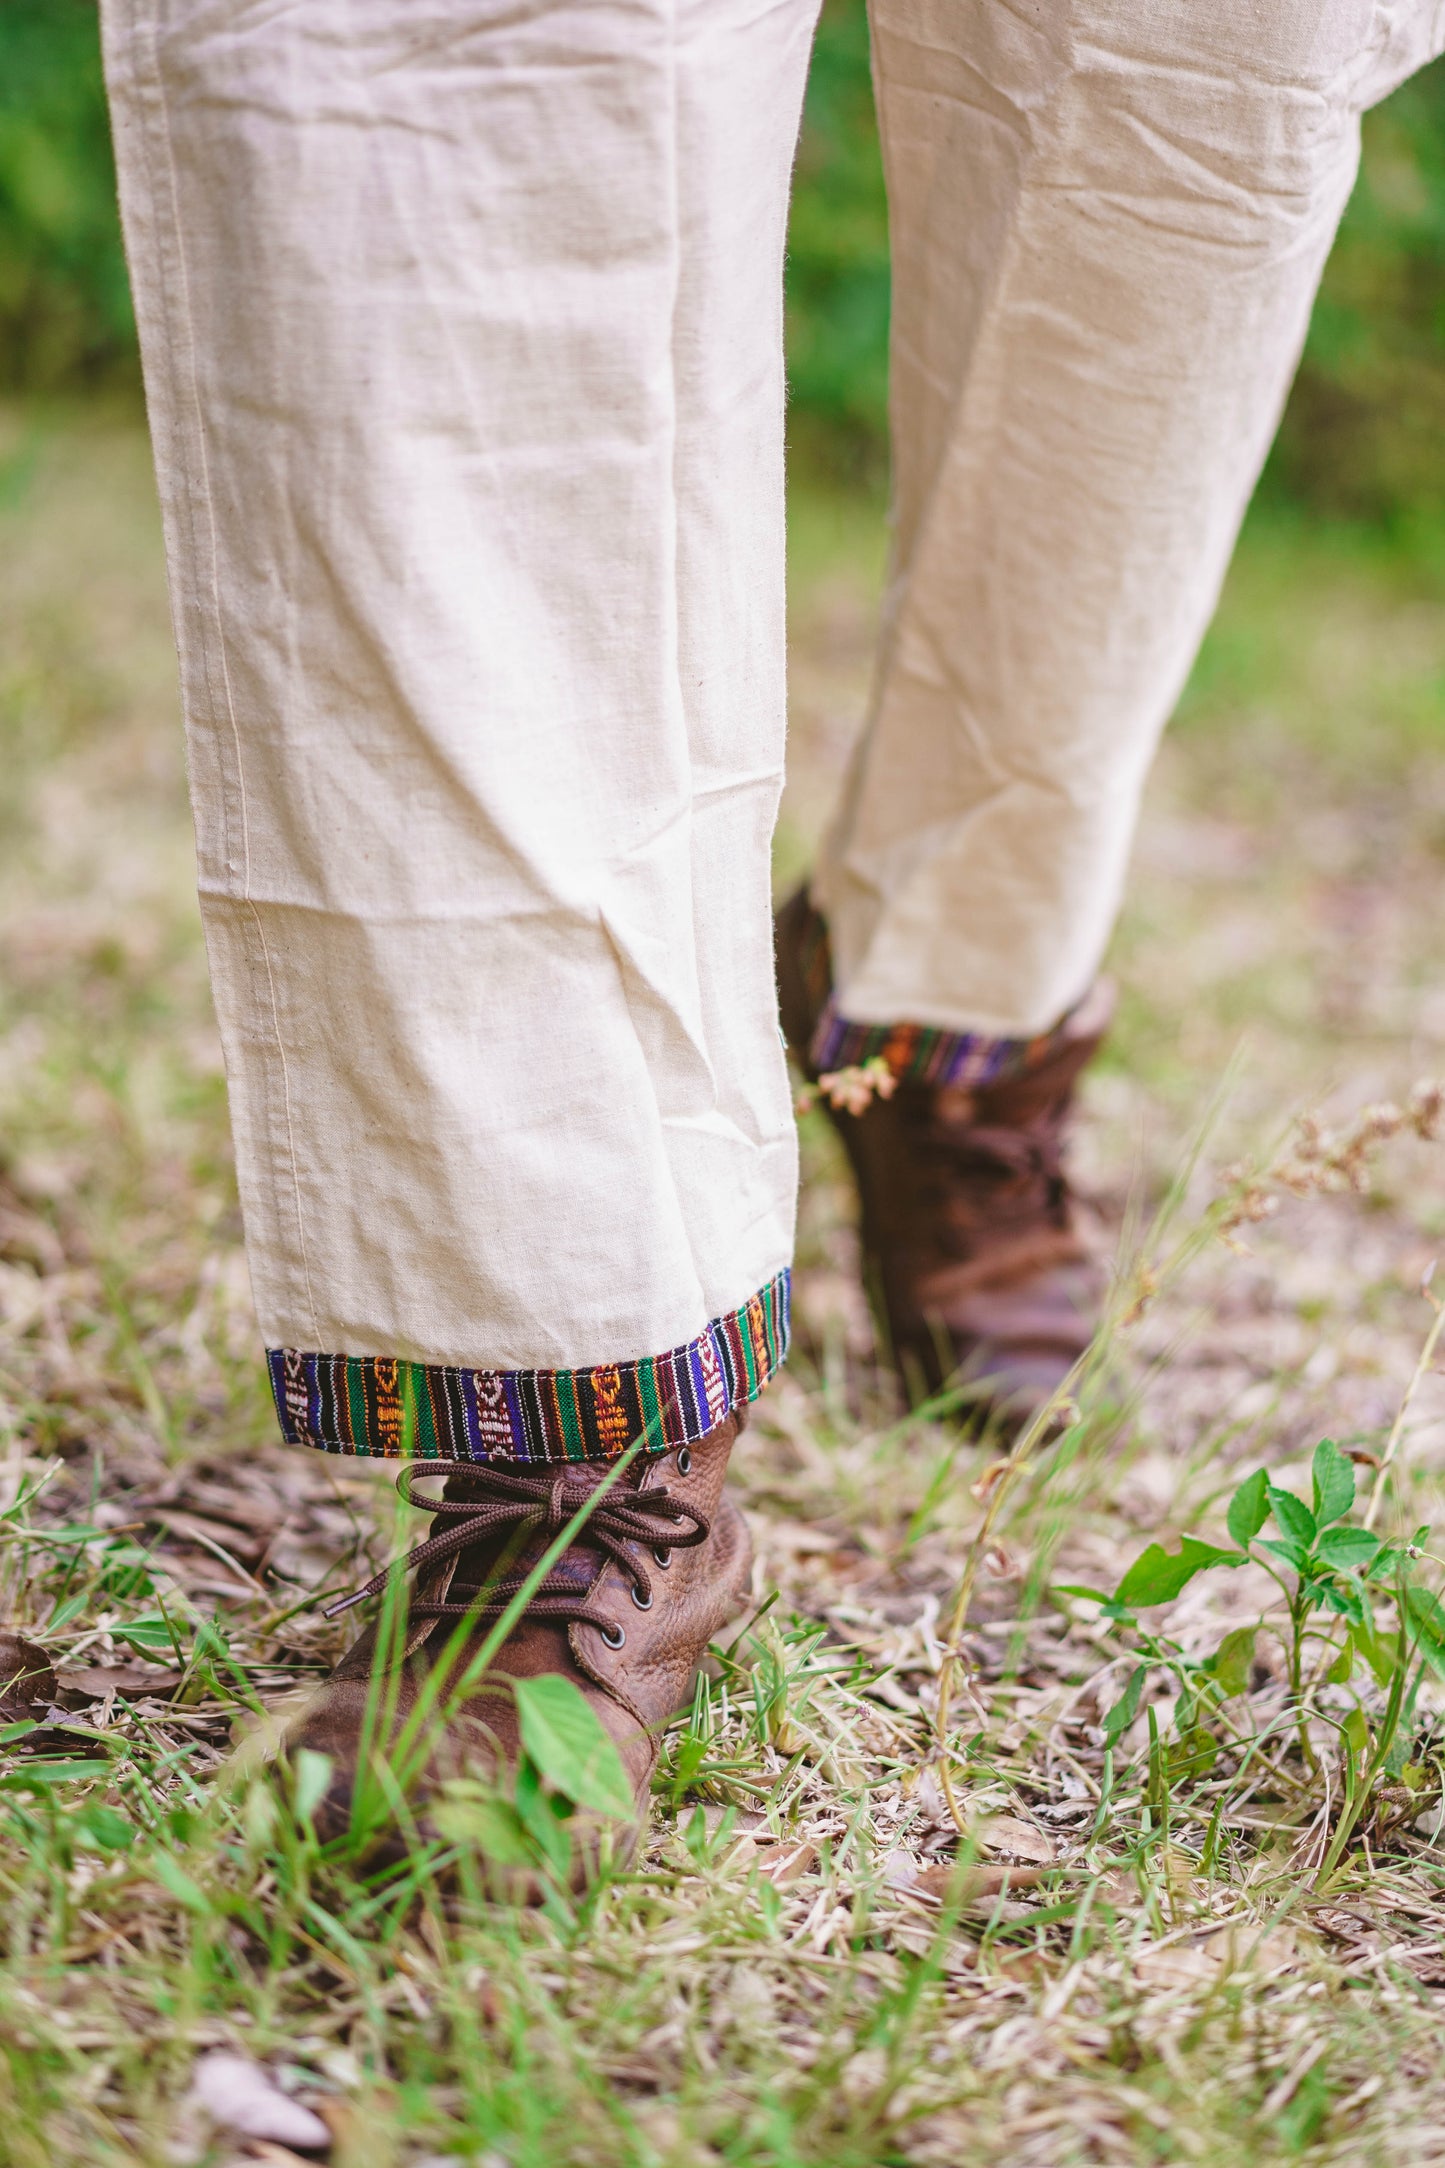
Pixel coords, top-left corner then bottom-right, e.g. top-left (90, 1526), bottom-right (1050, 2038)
top-left (101, 0), bottom-right (815, 1377)
top-left (814, 0), bottom-right (1445, 1037)
top-left (101, 0), bottom-right (1444, 1388)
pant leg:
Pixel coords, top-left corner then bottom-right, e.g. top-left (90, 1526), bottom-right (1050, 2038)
top-left (812, 0), bottom-right (1445, 1044)
top-left (99, 0), bottom-right (817, 1463)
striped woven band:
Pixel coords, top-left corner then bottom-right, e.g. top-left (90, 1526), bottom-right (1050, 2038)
top-left (799, 894), bottom-right (1073, 1088)
top-left (809, 994), bottom-right (1066, 1090)
top-left (268, 1269), bottom-right (789, 1463)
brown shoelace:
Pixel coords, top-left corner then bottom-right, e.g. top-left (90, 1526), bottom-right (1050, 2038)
top-left (324, 1458), bottom-right (710, 1643)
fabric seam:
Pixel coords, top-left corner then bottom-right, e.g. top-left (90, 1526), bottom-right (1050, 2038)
top-left (143, 0), bottom-right (322, 1344)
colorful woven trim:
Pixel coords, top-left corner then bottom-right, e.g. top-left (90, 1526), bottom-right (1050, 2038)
top-left (800, 894), bottom-right (1072, 1089)
top-left (809, 993), bottom-right (1066, 1089)
top-left (267, 1269), bottom-right (789, 1464)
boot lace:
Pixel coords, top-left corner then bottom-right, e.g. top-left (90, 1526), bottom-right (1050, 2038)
top-left (324, 1460), bottom-right (709, 1634)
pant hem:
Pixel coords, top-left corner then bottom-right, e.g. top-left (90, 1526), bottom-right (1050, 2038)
top-left (810, 995), bottom-right (1065, 1089)
top-left (267, 1269), bottom-right (790, 1463)
top-left (796, 891), bottom-right (1074, 1087)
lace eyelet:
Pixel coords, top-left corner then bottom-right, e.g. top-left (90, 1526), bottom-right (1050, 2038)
top-left (631, 1585), bottom-right (653, 1610)
top-left (652, 1546), bottom-right (672, 1568)
top-left (599, 1620), bottom-right (626, 1649)
top-left (675, 1446), bottom-right (693, 1476)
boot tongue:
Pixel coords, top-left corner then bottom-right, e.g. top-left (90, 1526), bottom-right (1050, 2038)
top-left (439, 1461), bottom-right (636, 1607)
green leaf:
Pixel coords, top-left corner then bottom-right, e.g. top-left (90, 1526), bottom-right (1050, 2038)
top-left (433, 1783), bottom-right (534, 1867)
top-left (1168, 1727), bottom-right (1218, 1782)
top-left (1, 1760), bottom-right (111, 1785)
top-left (1405, 1585), bottom-right (1445, 1677)
top-left (514, 1673), bottom-right (635, 1818)
top-left (30, 1525), bottom-right (121, 1547)
top-left (191, 1617), bottom-right (229, 1661)
top-left (1350, 1623), bottom-right (1397, 1690)
top-left (291, 1749), bottom-right (333, 1827)
top-left (1275, 2061), bottom-right (1330, 2151)
top-left (1406, 1583), bottom-right (1445, 1642)
top-left (152, 1851), bottom-right (212, 1914)
top-left (666, 1732), bottom-right (708, 1793)
top-left (1208, 1625), bottom-right (1257, 1697)
top-left (1312, 1439), bottom-right (1355, 1526)
top-left (1318, 1581), bottom-right (1366, 1627)
top-left (1102, 1664), bottom-right (1146, 1743)
top-left (72, 1804), bottom-right (135, 1853)
top-left (1226, 1469), bottom-right (1270, 1549)
top-left (1259, 1538), bottom-right (1309, 1574)
top-left (114, 1616), bottom-right (178, 1655)
top-left (1342, 1705), bottom-right (1370, 1759)
top-left (1115, 1539), bottom-right (1242, 1610)
top-left (243, 1781), bottom-right (278, 1851)
top-left (1268, 1487), bottom-right (1317, 1550)
top-left (1315, 1526), bottom-right (1381, 1572)
top-left (513, 1760), bottom-right (572, 1877)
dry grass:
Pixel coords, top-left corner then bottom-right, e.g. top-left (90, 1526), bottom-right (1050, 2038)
top-left (1, 406), bottom-right (1444, 2165)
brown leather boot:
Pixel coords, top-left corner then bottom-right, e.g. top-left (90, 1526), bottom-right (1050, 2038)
top-left (285, 1413), bottom-right (752, 1880)
top-left (776, 885), bottom-right (1111, 1425)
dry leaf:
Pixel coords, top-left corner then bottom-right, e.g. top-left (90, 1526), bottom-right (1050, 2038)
top-left (912, 1862), bottom-right (1046, 1903)
top-left (1134, 1923), bottom-right (1298, 1990)
top-left (0, 1629), bottom-right (57, 1717)
top-left (880, 1848), bottom-right (921, 1888)
top-left (58, 1664), bottom-right (176, 1701)
top-left (980, 1815), bottom-right (1055, 1864)
top-left (191, 2053), bottom-right (331, 2152)
top-left (754, 1839), bottom-right (818, 1887)
top-left (970, 1459), bottom-right (1011, 1504)
top-left (1133, 1943), bottom-right (1220, 1990)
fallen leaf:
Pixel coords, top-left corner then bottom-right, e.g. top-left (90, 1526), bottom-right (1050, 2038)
top-left (880, 1848), bottom-right (920, 1888)
top-left (57, 1664), bottom-right (177, 1701)
top-left (754, 1839), bottom-right (817, 1887)
top-left (148, 1507), bottom-right (267, 1566)
top-left (912, 1862), bottom-right (1046, 1903)
top-left (979, 1814), bottom-right (1055, 1864)
top-left (1134, 1922), bottom-right (1299, 1989)
top-left (1133, 1943), bottom-right (1220, 1990)
top-left (191, 2053), bottom-right (330, 2152)
top-left (0, 1630), bottom-right (56, 1718)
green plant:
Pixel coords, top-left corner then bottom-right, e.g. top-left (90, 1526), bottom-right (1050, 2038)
top-left (1061, 1435), bottom-right (1445, 1881)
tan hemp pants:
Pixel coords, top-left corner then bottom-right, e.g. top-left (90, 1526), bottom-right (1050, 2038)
top-left (100, 0), bottom-right (1445, 1463)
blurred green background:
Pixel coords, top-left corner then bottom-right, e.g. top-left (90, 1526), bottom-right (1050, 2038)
top-left (5, 0), bottom-right (1445, 526)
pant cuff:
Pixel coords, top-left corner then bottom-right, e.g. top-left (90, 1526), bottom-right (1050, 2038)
top-left (267, 1269), bottom-right (790, 1463)
top-left (798, 893), bottom-right (1077, 1087)
top-left (809, 994), bottom-right (1069, 1089)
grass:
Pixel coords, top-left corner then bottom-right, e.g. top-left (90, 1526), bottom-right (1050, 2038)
top-left (0, 399), bottom-right (1444, 2164)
